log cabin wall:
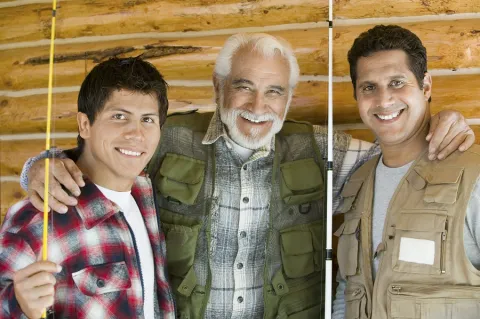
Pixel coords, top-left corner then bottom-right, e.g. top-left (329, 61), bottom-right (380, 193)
top-left (1, 0), bottom-right (479, 223)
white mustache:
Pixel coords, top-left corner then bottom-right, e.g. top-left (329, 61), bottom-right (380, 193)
top-left (237, 110), bottom-right (278, 122)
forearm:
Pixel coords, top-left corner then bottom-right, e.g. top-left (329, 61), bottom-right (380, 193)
top-left (19, 147), bottom-right (79, 191)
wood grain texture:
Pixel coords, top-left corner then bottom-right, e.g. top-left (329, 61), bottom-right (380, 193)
top-left (335, 0), bottom-right (480, 19)
top-left (0, 29), bottom-right (324, 90)
top-left (0, 139), bottom-right (78, 176)
top-left (2, 19), bottom-right (479, 91)
top-left (0, 182), bottom-right (27, 224)
top-left (0, 0), bottom-right (326, 44)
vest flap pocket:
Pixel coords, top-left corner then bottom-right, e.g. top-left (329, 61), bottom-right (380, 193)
top-left (345, 284), bottom-right (367, 319)
top-left (280, 222), bottom-right (325, 279)
top-left (161, 208), bottom-right (201, 277)
top-left (392, 211), bottom-right (448, 275)
top-left (158, 153), bottom-right (205, 205)
top-left (416, 167), bottom-right (464, 204)
top-left (336, 218), bottom-right (360, 278)
top-left (396, 212), bottom-right (447, 232)
top-left (280, 158), bottom-right (323, 205)
top-left (72, 261), bottom-right (131, 296)
top-left (339, 180), bottom-right (364, 213)
top-left (281, 228), bottom-right (314, 278)
top-left (388, 283), bottom-right (480, 319)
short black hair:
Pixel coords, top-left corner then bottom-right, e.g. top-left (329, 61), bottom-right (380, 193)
top-left (77, 57), bottom-right (168, 150)
top-left (348, 25), bottom-right (428, 100)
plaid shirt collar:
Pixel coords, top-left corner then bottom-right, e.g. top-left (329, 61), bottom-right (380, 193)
top-left (75, 179), bottom-right (143, 230)
top-left (202, 109), bottom-right (275, 159)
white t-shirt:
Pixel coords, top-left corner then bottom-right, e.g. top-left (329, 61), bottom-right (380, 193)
top-left (96, 185), bottom-right (155, 319)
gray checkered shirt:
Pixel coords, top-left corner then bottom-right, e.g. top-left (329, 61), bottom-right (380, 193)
top-left (201, 112), bottom-right (380, 318)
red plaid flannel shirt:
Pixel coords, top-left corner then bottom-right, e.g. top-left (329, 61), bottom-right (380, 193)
top-left (0, 176), bottom-right (175, 318)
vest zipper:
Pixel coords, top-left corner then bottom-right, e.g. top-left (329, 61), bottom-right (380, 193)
top-left (440, 219), bottom-right (448, 274)
top-left (391, 285), bottom-right (402, 294)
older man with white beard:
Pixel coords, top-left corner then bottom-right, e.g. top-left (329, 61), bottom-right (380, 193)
top-left (20, 33), bottom-right (475, 319)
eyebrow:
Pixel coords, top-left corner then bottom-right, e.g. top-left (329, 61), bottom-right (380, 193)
top-left (109, 108), bottom-right (159, 117)
top-left (268, 85), bottom-right (286, 93)
top-left (357, 74), bottom-right (407, 87)
top-left (232, 78), bottom-right (254, 86)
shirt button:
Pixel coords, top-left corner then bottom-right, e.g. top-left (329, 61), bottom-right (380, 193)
top-left (237, 263), bottom-right (244, 269)
top-left (96, 279), bottom-right (105, 288)
top-left (242, 197), bottom-right (249, 203)
top-left (240, 231), bottom-right (247, 238)
top-left (237, 296), bottom-right (244, 303)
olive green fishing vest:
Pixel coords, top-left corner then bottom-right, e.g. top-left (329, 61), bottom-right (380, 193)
top-left (147, 111), bottom-right (328, 319)
top-left (335, 145), bottom-right (480, 319)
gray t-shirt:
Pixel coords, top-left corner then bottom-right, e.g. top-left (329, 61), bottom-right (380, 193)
top-left (332, 158), bottom-right (480, 319)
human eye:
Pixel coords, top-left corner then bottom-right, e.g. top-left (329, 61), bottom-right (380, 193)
top-left (112, 113), bottom-right (126, 120)
top-left (362, 85), bottom-right (375, 93)
top-left (390, 80), bottom-right (405, 88)
top-left (142, 116), bottom-right (155, 124)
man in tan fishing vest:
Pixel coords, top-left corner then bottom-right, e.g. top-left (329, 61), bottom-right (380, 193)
top-left (18, 33), bottom-right (475, 319)
top-left (332, 25), bottom-right (480, 319)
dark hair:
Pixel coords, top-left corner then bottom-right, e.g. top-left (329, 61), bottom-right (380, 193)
top-left (77, 57), bottom-right (168, 150)
top-left (347, 25), bottom-right (428, 100)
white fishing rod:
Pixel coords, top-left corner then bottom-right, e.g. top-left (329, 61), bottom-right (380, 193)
top-left (324, 0), bottom-right (334, 318)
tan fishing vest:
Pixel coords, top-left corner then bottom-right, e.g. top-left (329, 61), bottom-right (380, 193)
top-left (146, 111), bottom-right (336, 319)
top-left (335, 145), bottom-right (480, 319)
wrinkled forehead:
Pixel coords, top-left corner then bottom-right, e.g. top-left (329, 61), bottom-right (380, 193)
top-left (229, 47), bottom-right (290, 84)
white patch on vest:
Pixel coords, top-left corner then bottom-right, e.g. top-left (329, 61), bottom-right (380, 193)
top-left (399, 237), bottom-right (435, 265)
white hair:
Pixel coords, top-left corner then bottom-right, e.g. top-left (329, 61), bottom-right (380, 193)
top-left (214, 33), bottom-right (300, 89)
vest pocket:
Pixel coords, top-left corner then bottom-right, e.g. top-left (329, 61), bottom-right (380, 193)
top-left (335, 218), bottom-right (360, 278)
top-left (387, 283), bottom-right (480, 319)
top-left (160, 208), bottom-right (201, 278)
top-left (392, 210), bottom-right (448, 275)
top-left (345, 283), bottom-right (367, 319)
top-left (157, 153), bottom-right (205, 205)
top-left (280, 221), bottom-right (324, 278)
top-left (280, 158), bottom-right (323, 205)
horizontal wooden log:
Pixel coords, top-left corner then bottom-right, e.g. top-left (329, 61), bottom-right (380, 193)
top-left (1, 74), bottom-right (479, 134)
top-left (2, 0), bottom-right (479, 45)
top-left (1, 19), bottom-right (479, 91)
top-left (0, 29), bottom-right (324, 90)
top-left (1, 182), bottom-right (27, 224)
top-left (0, 0), bottom-right (325, 44)
top-left (0, 139), bottom-right (77, 176)
top-left (335, 0), bottom-right (480, 19)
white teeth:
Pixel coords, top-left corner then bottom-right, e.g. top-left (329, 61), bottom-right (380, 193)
top-left (377, 111), bottom-right (401, 121)
top-left (118, 148), bottom-right (141, 157)
top-left (241, 115), bottom-right (265, 123)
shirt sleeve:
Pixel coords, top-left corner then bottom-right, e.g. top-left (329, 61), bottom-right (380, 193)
top-left (313, 125), bottom-right (381, 213)
top-left (464, 177), bottom-right (480, 270)
top-left (332, 272), bottom-right (347, 319)
top-left (0, 207), bottom-right (38, 318)
top-left (19, 148), bottom-right (66, 191)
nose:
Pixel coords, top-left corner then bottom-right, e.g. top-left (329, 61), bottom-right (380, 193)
top-left (375, 87), bottom-right (395, 109)
top-left (124, 121), bottom-right (145, 142)
top-left (249, 91), bottom-right (266, 113)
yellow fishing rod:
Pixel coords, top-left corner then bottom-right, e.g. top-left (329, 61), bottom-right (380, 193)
top-left (42, 0), bottom-right (58, 317)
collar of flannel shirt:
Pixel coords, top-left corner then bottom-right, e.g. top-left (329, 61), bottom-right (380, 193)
top-left (75, 178), bottom-right (143, 230)
top-left (202, 109), bottom-right (275, 158)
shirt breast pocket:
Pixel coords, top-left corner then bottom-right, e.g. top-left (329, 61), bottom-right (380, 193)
top-left (72, 261), bottom-right (132, 296)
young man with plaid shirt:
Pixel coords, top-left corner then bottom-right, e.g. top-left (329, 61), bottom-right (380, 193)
top-left (0, 58), bottom-right (175, 318)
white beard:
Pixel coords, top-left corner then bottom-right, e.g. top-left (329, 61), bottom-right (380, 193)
top-left (219, 99), bottom-right (288, 150)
